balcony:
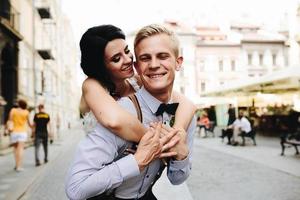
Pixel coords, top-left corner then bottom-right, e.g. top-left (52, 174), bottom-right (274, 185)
top-left (0, 0), bottom-right (22, 41)
top-left (37, 7), bottom-right (52, 19)
top-left (35, 22), bottom-right (55, 60)
top-left (37, 49), bottom-right (54, 60)
top-left (35, 0), bottom-right (53, 19)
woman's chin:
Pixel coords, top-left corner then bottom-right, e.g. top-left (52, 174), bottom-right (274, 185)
top-left (124, 70), bottom-right (134, 78)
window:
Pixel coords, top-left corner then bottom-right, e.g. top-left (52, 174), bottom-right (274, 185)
top-left (201, 82), bottom-right (206, 92)
top-left (231, 60), bottom-right (235, 71)
top-left (41, 71), bottom-right (45, 93)
top-left (198, 60), bottom-right (205, 72)
top-left (259, 54), bottom-right (263, 66)
top-left (219, 60), bottom-right (223, 72)
top-left (272, 54), bottom-right (276, 66)
top-left (248, 54), bottom-right (252, 65)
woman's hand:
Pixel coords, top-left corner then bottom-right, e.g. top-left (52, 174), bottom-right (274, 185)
top-left (134, 122), bottom-right (179, 171)
top-left (159, 124), bottom-right (189, 161)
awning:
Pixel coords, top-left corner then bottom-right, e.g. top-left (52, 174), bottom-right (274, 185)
top-left (202, 66), bottom-right (300, 97)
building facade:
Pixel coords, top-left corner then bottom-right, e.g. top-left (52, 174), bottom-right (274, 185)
top-left (0, 0), bottom-right (23, 125)
top-left (0, 0), bottom-right (80, 140)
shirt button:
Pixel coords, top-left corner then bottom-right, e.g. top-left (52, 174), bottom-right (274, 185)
top-left (164, 121), bottom-right (167, 124)
top-left (146, 175), bottom-right (150, 178)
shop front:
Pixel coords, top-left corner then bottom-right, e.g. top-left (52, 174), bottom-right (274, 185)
top-left (201, 66), bottom-right (300, 136)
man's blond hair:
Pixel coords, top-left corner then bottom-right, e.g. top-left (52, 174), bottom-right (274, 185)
top-left (134, 24), bottom-right (180, 57)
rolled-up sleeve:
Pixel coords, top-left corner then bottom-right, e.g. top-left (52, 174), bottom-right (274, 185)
top-left (65, 126), bottom-right (140, 200)
top-left (167, 116), bottom-right (196, 185)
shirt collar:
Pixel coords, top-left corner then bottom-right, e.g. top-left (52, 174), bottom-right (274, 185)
top-left (137, 87), bottom-right (167, 115)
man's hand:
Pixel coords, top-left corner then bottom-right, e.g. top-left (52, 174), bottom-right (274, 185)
top-left (31, 131), bottom-right (35, 139)
top-left (134, 122), bottom-right (179, 171)
top-left (48, 132), bottom-right (54, 144)
top-left (161, 125), bottom-right (189, 161)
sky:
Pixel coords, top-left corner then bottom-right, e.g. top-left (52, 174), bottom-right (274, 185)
top-left (61, 0), bottom-right (298, 43)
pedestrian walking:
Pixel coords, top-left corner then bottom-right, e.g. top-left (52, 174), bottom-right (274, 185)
top-left (33, 104), bottom-right (50, 166)
top-left (7, 99), bottom-right (32, 172)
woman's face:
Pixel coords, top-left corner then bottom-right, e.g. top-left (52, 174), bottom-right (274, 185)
top-left (104, 39), bottom-right (134, 82)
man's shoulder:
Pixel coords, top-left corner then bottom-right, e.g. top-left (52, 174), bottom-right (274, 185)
top-left (187, 115), bottom-right (197, 132)
top-left (242, 117), bottom-right (250, 122)
top-left (117, 96), bottom-right (137, 114)
top-left (233, 119), bottom-right (239, 123)
top-left (35, 112), bottom-right (50, 118)
top-left (118, 96), bottom-right (133, 107)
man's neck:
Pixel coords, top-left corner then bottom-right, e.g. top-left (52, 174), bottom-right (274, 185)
top-left (148, 88), bottom-right (173, 103)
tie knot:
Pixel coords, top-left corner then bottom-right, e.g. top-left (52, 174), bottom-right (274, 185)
top-left (155, 103), bottom-right (179, 116)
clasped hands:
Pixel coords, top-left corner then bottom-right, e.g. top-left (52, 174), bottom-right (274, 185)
top-left (133, 122), bottom-right (188, 171)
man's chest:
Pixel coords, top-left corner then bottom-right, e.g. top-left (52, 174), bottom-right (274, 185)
top-left (140, 107), bottom-right (174, 128)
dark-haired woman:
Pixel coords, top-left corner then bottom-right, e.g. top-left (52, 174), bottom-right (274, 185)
top-left (79, 24), bottom-right (196, 143)
top-left (8, 99), bottom-right (32, 172)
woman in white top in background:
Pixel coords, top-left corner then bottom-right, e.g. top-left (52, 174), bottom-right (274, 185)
top-left (79, 24), bottom-right (196, 143)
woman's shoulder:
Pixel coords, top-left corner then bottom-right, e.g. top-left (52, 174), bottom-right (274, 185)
top-left (82, 77), bottom-right (100, 89)
top-left (22, 109), bottom-right (29, 116)
top-left (82, 77), bottom-right (109, 94)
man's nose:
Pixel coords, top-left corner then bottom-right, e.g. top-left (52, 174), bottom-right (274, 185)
top-left (150, 58), bottom-right (160, 69)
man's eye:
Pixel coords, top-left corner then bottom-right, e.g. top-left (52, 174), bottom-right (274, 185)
top-left (112, 57), bottom-right (120, 63)
top-left (139, 57), bottom-right (150, 62)
top-left (139, 56), bottom-right (150, 62)
top-left (158, 54), bottom-right (169, 60)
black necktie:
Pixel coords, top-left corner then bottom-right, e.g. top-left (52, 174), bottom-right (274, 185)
top-left (155, 103), bottom-right (179, 116)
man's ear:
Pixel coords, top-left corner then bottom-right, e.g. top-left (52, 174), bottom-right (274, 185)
top-left (175, 56), bottom-right (183, 71)
top-left (134, 62), bottom-right (141, 74)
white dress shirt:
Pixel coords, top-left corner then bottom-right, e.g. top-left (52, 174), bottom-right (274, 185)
top-left (233, 117), bottom-right (251, 133)
top-left (65, 87), bottom-right (196, 200)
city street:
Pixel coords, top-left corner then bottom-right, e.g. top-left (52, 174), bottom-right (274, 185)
top-left (0, 128), bottom-right (299, 200)
top-left (187, 133), bottom-right (300, 200)
top-left (1, 0), bottom-right (300, 200)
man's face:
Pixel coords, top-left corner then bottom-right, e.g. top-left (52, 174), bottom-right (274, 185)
top-left (238, 112), bottom-right (243, 119)
top-left (134, 34), bottom-right (183, 94)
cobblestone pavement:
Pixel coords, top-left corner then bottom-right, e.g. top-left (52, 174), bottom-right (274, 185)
top-left (0, 127), bottom-right (84, 200)
top-left (186, 135), bottom-right (300, 200)
top-left (19, 129), bottom-right (83, 200)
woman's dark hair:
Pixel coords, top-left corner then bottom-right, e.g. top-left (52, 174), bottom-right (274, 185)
top-left (18, 99), bottom-right (27, 109)
top-left (79, 25), bottom-right (126, 95)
